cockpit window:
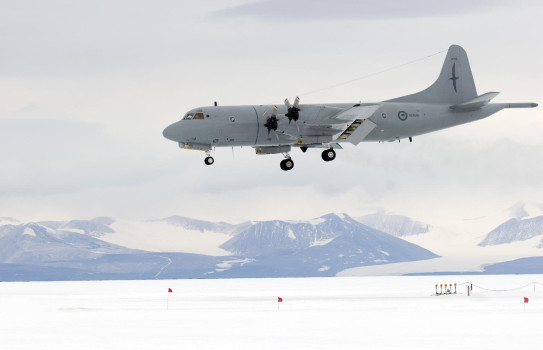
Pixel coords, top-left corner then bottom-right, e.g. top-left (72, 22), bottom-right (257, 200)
top-left (182, 110), bottom-right (204, 120)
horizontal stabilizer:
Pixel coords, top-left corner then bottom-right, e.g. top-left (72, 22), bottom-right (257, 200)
top-left (450, 92), bottom-right (500, 111)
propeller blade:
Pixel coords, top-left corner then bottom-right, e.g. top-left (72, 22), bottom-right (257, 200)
top-left (285, 97), bottom-right (300, 123)
top-left (293, 96), bottom-right (300, 109)
top-left (264, 106), bottom-right (279, 134)
top-left (284, 98), bottom-right (292, 110)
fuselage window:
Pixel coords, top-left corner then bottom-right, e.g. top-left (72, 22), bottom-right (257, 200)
top-left (193, 112), bottom-right (205, 120)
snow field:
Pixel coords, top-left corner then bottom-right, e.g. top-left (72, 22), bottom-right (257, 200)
top-left (1, 275), bottom-right (542, 350)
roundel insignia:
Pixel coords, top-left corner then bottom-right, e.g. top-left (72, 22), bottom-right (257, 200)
top-left (398, 111), bottom-right (408, 121)
top-left (381, 113), bottom-right (387, 119)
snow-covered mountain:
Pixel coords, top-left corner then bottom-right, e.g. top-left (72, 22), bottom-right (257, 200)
top-left (355, 212), bottom-right (430, 237)
top-left (217, 213), bottom-right (438, 277)
top-left (479, 202), bottom-right (543, 246)
top-left (482, 256), bottom-right (543, 274)
top-left (479, 216), bottom-right (543, 246)
top-left (506, 201), bottom-right (543, 220)
top-left (221, 214), bottom-right (337, 256)
top-left (222, 213), bottom-right (434, 259)
top-left (5, 203), bottom-right (543, 281)
top-left (0, 213), bottom-right (438, 280)
top-left (37, 217), bottom-right (115, 237)
top-left (0, 222), bottom-right (133, 264)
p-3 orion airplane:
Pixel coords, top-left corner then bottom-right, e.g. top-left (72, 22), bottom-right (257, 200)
top-left (163, 45), bottom-right (537, 171)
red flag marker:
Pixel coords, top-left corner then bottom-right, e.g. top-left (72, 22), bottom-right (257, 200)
top-left (277, 297), bottom-right (283, 311)
top-left (166, 288), bottom-right (173, 310)
top-left (524, 297), bottom-right (529, 303)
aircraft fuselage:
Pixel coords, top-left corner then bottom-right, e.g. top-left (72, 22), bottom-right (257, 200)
top-left (163, 45), bottom-right (537, 170)
top-left (163, 102), bottom-right (506, 147)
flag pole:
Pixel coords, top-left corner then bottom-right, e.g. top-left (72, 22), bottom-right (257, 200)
top-left (167, 288), bottom-right (173, 310)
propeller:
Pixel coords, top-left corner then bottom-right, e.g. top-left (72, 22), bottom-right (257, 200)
top-left (263, 105), bottom-right (279, 134)
top-left (262, 97), bottom-right (302, 140)
top-left (284, 96), bottom-right (300, 123)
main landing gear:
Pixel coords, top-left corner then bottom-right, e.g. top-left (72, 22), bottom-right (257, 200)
top-left (204, 151), bottom-right (214, 165)
top-left (280, 154), bottom-right (294, 171)
top-left (321, 148), bottom-right (336, 162)
top-left (279, 147), bottom-right (335, 171)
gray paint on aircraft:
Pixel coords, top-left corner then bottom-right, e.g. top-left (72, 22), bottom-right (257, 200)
top-left (163, 45), bottom-right (537, 170)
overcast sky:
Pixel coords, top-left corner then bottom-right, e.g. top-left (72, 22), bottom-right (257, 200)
top-left (1, 0), bottom-right (542, 224)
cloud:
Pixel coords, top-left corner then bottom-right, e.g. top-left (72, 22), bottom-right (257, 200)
top-left (0, 0), bottom-right (540, 223)
top-left (0, 119), bottom-right (168, 196)
top-left (149, 134), bottom-right (543, 213)
top-left (213, 0), bottom-right (505, 21)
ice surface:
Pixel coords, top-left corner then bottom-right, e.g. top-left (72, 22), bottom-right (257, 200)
top-left (308, 217), bottom-right (326, 225)
top-left (104, 220), bottom-right (232, 256)
top-left (58, 228), bottom-right (85, 235)
top-left (1, 275), bottom-right (542, 350)
top-left (309, 237), bottom-right (334, 247)
top-left (215, 258), bottom-right (254, 272)
top-left (286, 228), bottom-right (296, 240)
top-left (22, 227), bottom-right (36, 237)
top-left (356, 212), bottom-right (431, 237)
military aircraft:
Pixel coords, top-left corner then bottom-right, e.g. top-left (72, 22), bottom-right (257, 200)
top-left (163, 45), bottom-right (537, 171)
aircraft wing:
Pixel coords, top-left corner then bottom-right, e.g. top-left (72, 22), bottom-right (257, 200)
top-left (334, 104), bottom-right (380, 122)
top-left (304, 104), bottom-right (380, 145)
top-left (336, 118), bottom-right (377, 145)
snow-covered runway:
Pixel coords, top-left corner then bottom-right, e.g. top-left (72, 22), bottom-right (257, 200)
top-left (1, 275), bottom-right (542, 349)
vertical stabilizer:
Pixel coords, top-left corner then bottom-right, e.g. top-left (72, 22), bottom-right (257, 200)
top-left (388, 45), bottom-right (477, 104)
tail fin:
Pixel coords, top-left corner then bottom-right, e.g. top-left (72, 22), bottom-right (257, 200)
top-left (388, 45), bottom-right (477, 104)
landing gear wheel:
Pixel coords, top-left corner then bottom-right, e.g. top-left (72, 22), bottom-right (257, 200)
top-left (204, 156), bottom-right (214, 165)
top-left (321, 149), bottom-right (336, 162)
top-left (280, 158), bottom-right (294, 171)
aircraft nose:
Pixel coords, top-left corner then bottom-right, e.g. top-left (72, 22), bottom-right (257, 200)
top-left (162, 122), bottom-right (182, 141)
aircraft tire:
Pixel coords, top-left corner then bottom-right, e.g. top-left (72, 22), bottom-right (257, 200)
top-left (321, 149), bottom-right (336, 162)
top-left (204, 156), bottom-right (214, 165)
top-left (280, 159), bottom-right (294, 171)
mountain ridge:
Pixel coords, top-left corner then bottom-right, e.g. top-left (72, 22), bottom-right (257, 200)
top-left (0, 213), bottom-right (438, 280)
